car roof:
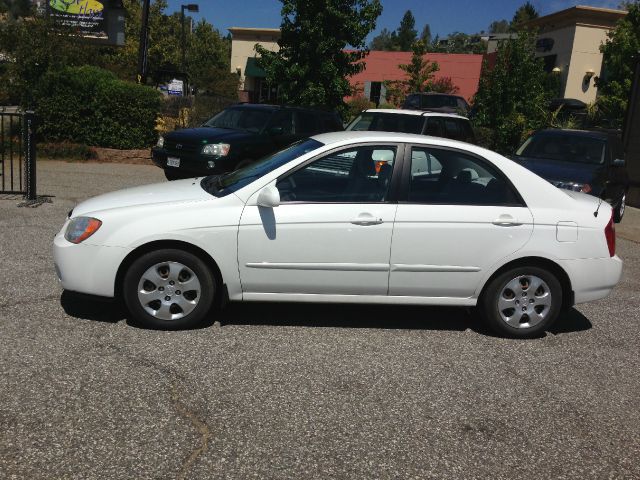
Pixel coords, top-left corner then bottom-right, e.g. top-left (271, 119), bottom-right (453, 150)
top-left (230, 103), bottom-right (336, 115)
top-left (535, 128), bottom-right (613, 140)
top-left (407, 92), bottom-right (464, 98)
top-left (363, 109), bottom-right (469, 120)
top-left (311, 130), bottom-right (472, 147)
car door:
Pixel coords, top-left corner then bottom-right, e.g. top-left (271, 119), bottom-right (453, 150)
top-left (238, 144), bottom-right (402, 296)
top-left (389, 145), bottom-right (534, 299)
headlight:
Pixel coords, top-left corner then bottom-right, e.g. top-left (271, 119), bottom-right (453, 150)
top-left (157, 136), bottom-right (164, 148)
top-left (202, 143), bottom-right (230, 156)
top-left (65, 217), bottom-right (102, 244)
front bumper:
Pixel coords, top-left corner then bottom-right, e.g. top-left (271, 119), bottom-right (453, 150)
top-left (151, 147), bottom-right (232, 175)
top-left (53, 230), bottom-right (131, 298)
top-left (562, 255), bottom-right (623, 304)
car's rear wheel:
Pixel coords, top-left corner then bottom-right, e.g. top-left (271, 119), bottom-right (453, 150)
top-left (614, 193), bottom-right (626, 223)
top-left (481, 266), bottom-right (562, 338)
top-left (123, 249), bottom-right (215, 329)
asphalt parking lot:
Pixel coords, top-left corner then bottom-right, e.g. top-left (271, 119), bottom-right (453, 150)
top-left (1, 160), bottom-right (639, 479)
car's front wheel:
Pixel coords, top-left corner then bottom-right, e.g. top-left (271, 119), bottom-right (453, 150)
top-left (122, 249), bottom-right (216, 329)
top-left (481, 266), bottom-right (562, 338)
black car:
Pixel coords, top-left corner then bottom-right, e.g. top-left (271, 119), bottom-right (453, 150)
top-left (402, 93), bottom-right (470, 114)
top-left (513, 129), bottom-right (629, 222)
top-left (152, 104), bottom-right (343, 180)
top-left (346, 109), bottom-right (476, 144)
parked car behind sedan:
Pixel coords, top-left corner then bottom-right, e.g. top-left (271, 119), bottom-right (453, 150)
top-left (152, 104), bottom-right (343, 180)
top-left (347, 109), bottom-right (476, 144)
top-left (402, 92), bottom-right (470, 114)
top-left (513, 129), bottom-right (629, 222)
top-left (55, 132), bottom-right (622, 338)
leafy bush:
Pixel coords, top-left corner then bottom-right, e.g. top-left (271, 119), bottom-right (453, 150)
top-left (378, 103), bottom-right (397, 110)
top-left (34, 66), bottom-right (162, 149)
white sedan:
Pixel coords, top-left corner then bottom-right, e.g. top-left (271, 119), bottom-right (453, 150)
top-left (54, 132), bottom-right (622, 337)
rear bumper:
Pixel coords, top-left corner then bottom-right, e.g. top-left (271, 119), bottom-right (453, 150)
top-left (562, 255), bottom-right (623, 304)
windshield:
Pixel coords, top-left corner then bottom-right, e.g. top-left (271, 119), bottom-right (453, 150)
top-left (201, 139), bottom-right (324, 197)
top-left (516, 133), bottom-right (606, 165)
top-left (203, 107), bottom-right (273, 133)
top-left (347, 112), bottom-right (423, 134)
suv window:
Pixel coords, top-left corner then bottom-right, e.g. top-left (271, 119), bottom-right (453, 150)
top-left (424, 117), bottom-right (443, 137)
top-left (277, 146), bottom-right (397, 203)
top-left (295, 111), bottom-right (318, 135)
top-left (405, 95), bottom-right (420, 109)
top-left (204, 107), bottom-right (273, 133)
top-left (268, 111), bottom-right (294, 134)
top-left (406, 147), bottom-right (521, 205)
top-left (516, 133), bottom-right (606, 164)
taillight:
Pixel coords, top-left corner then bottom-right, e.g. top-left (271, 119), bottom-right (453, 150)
top-left (604, 211), bottom-right (615, 257)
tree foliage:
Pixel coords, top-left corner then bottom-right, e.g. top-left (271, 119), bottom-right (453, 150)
top-left (473, 30), bottom-right (552, 154)
top-left (489, 19), bottom-right (510, 34)
top-left (256, 0), bottom-right (382, 114)
top-left (396, 10), bottom-right (417, 51)
top-left (511, 2), bottom-right (539, 30)
top-left (597, 0), bottom-right (639, 125)
top-left (419, 24), bottom-right (432, 46)
top-left (384, 40), bottom-right (440, 105)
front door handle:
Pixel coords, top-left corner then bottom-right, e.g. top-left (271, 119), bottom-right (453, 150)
top-left (352, 213), bottom-right (383, 226)
top-left (492, 214), bottom-right (522, 227)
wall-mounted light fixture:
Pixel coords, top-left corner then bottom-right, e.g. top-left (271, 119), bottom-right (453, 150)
top-left (552, 67), bottom-right (561, 74)
top-left (585, 68), bottom-right (595, 79)
top-left (236, 66), bottom-right (242, 76)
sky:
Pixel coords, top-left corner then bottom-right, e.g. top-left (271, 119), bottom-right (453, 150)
top-left (166, 0), bottom-right (624, 41)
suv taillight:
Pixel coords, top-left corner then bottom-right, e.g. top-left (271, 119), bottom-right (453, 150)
top-left (604, 211), bottom-right (615, 257)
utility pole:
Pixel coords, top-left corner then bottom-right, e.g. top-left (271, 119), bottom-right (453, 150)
top-left (137, 0), bottom-right (151, 84)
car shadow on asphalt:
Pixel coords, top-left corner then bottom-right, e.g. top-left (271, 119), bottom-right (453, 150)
top-left (60, 291), bottom-right (593, 337)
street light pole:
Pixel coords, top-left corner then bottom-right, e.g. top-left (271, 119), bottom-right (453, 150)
top-left (137, 0), bottom-right (151, 84)
top-left (180, 3), bottom-right (199, 93)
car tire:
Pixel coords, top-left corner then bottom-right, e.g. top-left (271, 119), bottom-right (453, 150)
top-left (122, 249), bottom-right (216, 330)
top-left (480, 266), bottom-right (562, 338)
top-left (614, 193), bottom-right (626, 223)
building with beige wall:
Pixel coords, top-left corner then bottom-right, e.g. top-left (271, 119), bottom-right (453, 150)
top-left (526, 6), bottom-right (627, 104)
top-left (228, 27), bottom-right (280, 102)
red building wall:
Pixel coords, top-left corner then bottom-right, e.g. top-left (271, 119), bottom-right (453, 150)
top-left (349, 51), bottom-right (485, 102)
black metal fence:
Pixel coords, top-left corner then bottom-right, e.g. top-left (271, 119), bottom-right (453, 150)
top-left (0, 110), bottom-right (36, 200)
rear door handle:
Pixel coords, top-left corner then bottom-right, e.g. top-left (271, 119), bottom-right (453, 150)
top-left (492, 214), bottom-right (522, 227)
top-left (352, 213), bottom-right (383, 226)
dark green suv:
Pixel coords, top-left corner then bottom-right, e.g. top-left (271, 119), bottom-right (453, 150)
top-left (152, 104), bottom-right (343, 180)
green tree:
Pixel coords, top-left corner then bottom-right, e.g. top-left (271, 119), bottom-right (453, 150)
top-left (597, 0), bottom-right (639, 125)
top-left (384, 40), bottom-right (439, 105)
top-left (256, 0), bottom-right (382, 114)
top-left (489, 19), bottom-right (510, 34)
top-left (369, 27), bottom-right (395, 50)
top-left (511, 2), bottom-right (539, 31)
top-left (396, 10), bottom-right (417, 51)
top-left (473, 30), bottom-right (551, 154)
top-left (419, 24), bottom-right (432, 47)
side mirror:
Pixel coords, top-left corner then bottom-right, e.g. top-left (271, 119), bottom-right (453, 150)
top-left (268, 126), bottom-right (284, 136)
top-left (612, 158), bottom-right (625, 167)
top-left (256, 184), bottom-right (280, 208)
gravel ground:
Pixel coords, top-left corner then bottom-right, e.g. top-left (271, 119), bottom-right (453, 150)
top-left (0, 160), bottom-right (639, 479)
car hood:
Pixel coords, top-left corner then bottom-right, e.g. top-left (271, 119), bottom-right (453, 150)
top-left (71, 178), bottom-right (213, 217)
top-left (165, 127), bottom-right (255, 144)
top-left (514, 156), bottom-right (604, 184)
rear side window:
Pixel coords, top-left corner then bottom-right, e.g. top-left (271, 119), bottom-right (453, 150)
top-left (424, 117), bottom-right (443, 137)
top-left (406, 147), bottom-right (522, 206)
top-left (319, 114), bottom-right (343, 133)
top-left (443, 119), bottom-right (462, 140)
top-left (405, 95), bottom-right (420, 109)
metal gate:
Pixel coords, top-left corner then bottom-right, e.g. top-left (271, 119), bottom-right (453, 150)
top-left (0, 109), bottom-right (36, 200)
